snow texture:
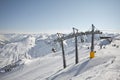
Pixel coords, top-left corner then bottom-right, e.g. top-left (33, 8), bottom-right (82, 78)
top-left (0, 33), bottom-right (120, 80)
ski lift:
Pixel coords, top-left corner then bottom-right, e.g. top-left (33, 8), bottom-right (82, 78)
top-left (52, 48), bottom-right (56, 53)
top-left (100, 36), bottom-right (111, 39)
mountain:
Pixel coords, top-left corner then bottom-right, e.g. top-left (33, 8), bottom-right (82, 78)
top-left (0, 33), bottom-right (120, 80)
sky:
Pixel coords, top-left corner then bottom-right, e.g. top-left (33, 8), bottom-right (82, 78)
top-left (0, 0), bottom-right (120, 34)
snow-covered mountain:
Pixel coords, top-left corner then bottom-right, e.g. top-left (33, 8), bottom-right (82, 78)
top-left (0, 34), bottom-right (55, 68)
top-left (0, 33), bottom-right (120, 80)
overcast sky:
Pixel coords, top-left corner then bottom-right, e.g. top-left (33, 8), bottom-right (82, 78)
top-left (0, 0), bottom-right (120, 33)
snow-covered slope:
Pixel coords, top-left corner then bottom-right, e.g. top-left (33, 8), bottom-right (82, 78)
top-left (0, 35), bottom-right (35, 68)
top-left (0, 33), bottom-right (120, 80)
top-left (0, 33), bottom-right (60, 69)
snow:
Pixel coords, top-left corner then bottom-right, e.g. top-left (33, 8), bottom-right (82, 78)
top-left (0, 35), bottom-right (35, 69)
top-left (0, 33), bottom-right (120, 80)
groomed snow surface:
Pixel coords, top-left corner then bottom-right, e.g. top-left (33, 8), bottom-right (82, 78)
top-left (0, 33), bottom-right (120, 80)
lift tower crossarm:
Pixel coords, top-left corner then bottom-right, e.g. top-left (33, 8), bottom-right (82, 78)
top-left (54, 30), bottom-right (102, 42)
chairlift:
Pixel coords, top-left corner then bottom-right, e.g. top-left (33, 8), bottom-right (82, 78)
top-left (100, 36), bottom-right (111, 39)
top-left (52, 48), bottom-right (56, 53)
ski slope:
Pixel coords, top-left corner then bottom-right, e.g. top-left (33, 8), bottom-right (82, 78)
top-left (0, 33), bottom-right (120, 80)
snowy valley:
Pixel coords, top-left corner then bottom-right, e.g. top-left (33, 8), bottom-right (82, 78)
top-left (0, 32), bottom-right (120, 80)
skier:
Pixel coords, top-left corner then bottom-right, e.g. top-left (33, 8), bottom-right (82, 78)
top-left (99, 44), bottom-right (103, 49)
